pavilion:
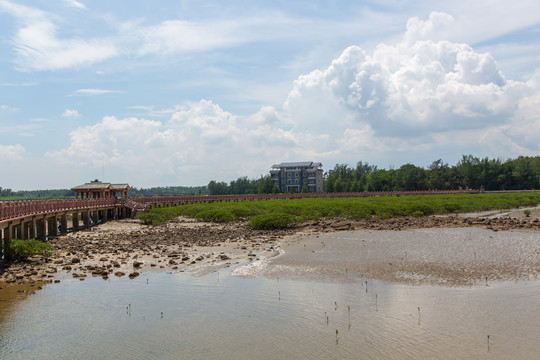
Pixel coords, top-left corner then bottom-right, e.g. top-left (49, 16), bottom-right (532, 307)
top-left (71, 179), bottom-right (130, 200)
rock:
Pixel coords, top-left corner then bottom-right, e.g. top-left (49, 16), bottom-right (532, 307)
top-left (330, 221), bottom-right (351, 231)
top-left (133, 261), bottom-right (142, 268)
top-left (112, 261), bottom-right (120, 268)
top-left (219, 254), bottom-right (230, 260)
top-left (128, 272), bottom-right (139, 279)
top-left (99, 257), bottom-right (108, 262)
top-left (114, 271), bottom-right (125, 277)
top-left (71, 257), bottom-right (80, 264)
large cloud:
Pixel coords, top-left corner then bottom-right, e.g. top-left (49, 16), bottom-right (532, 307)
top-left (46, 100), bottom-right (312, 184)
top-left (282, 11), bottom-right (539, 165)
top-left (286, 12), bottom-right (530, 137)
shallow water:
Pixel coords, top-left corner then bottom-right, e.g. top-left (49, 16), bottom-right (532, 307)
top-left (268, 228), bottom-right (540, 286)
top-left (1, 268), bottom-right (539, 359)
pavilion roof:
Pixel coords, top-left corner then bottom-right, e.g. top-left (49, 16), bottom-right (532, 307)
top-left (71, 180), bottom-right (130, 191)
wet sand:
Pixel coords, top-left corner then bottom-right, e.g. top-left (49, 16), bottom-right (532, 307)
top-left (1, 207), bottom-right (539, 287)
top-left (265, 227), bottom-right (540, 286)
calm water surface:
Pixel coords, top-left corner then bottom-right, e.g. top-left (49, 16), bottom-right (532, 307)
top-left (1, 269), bottom-right (539, 359)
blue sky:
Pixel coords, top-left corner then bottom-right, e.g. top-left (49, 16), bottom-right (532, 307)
top-left (1, 0), bottom-right (539, 190)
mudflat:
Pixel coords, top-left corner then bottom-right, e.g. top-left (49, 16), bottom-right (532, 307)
top-left (266, 227), bottom-right (540, 286)
top-left (1, 207), bottom-right (539, 287)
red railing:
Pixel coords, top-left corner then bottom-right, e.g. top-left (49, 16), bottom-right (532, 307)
top-left (0, 190), bottom-right (479, 223)
top-left (0, 198), bottom-right (117, 222)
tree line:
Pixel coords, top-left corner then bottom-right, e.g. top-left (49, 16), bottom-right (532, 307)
top-left (2, 155), bottom-right (538, 199)
top-left (324, 155), bottom-right (540, 192)
top-left (206, 155), bottom-right (540, 195)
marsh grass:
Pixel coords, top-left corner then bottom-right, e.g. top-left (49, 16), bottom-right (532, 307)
top-left (138, 192), bottom-right (540, 226)
top-left (10, 238), bottom-right (54, 260)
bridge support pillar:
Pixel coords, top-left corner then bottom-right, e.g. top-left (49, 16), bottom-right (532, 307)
top-left (82, 211), bottom-right (90, 228)
top-left (47, 216), bottom-right (58, 237)
top-left (1, 224), bottom-right (12, 260)
top-left (59, 214), bottom-right (68, 234)
top-left (72, 212), bottom-right (79, 232)
top-left (36, 218), bottom-right (46, 241)
top-left (29, 217), bottom-right (36, 239)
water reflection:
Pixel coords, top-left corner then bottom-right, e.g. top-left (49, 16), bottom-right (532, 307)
top-left (0, 271), bottom-right (539, 359)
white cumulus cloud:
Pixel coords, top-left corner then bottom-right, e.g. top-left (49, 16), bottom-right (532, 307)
top-left (0, 144), bottom-right (25, 161)
top-left (62, 109), bottom-right (81, 119)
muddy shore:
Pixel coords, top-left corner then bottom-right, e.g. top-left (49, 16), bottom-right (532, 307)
top-left (1, 207), bottom-right (539, 288)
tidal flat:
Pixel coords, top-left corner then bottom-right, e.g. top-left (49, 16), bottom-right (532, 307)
top-left (1, 209), bottom-right (539, 359)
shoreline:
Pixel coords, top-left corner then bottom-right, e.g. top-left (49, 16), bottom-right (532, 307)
top-left (1, 207), bottom-right (539, 288)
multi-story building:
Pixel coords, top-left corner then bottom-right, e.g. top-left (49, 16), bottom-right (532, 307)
top-left (270, 162), bottom-right (324, 193)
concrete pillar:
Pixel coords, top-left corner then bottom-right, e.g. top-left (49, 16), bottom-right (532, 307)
top-left (82, 211), bottom-right (90, 228)
top-left (72, 212), bottom-right (79, 232)
top-left (103, 208), bottom-right (108, 222)
top-left (60, 214), bottom-right (68, 234)
top-left (2, 224), bottom-right (12, 260)
top-left (47, 216), bottom-right (58, 237)
top-left (29, 217), bottom-right (36, 239)
top-left (36, 218), bottom-right (46, 241)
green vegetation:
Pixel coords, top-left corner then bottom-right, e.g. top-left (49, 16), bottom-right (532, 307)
top-left (203, 155), bottom-right (540, 195)
top-left (10, 239), bottom-right (54, 260)
top-left (324, 155), bottom-right (540, 193)
top-left (248, 213), bottom-right (297, 230)
top-left (195, 209), bottom-right (235, 222)
top-left (138, 192), bottom-right (540, 226)
top-left (524, 209), bottom-right (531, 217)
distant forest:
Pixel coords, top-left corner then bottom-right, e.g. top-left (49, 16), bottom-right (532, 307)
top-left (1, 155), bottom-right (539, 199)
top-left (207, 155), bottom-right (540, 195)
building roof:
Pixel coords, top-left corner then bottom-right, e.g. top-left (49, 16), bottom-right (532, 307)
top-left (271, 161), bottom-right (322, 169)
top-left (71, 180), bottom-right (130, 191)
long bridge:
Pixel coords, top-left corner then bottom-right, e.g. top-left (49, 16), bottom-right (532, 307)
top-left (0, 190), bottom-right (477, 260)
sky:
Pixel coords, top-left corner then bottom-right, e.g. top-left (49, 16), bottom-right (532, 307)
top-left (1, 0), bottom-right (540, 190)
